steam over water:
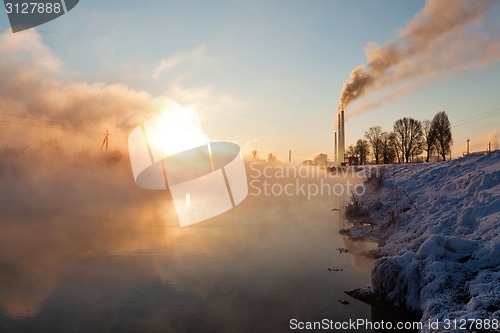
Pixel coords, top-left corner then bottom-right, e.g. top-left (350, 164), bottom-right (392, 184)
top-left (0, 148), bottom-right (377, 332)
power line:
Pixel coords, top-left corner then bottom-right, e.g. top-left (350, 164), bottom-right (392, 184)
top-left (0, 117), bottom-right (128, 152)
top-left (452, 107), bottom-right (500, 128)
top-left (454, 122), bottom-right (499, 136)
top-left (0, 118), bottom-right (103, 135)
top-left (0, 112), bottom-right (86, 127)
top-left (0, 112), bottom-right (128, 138)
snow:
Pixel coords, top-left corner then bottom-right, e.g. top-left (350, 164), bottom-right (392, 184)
top-left (343, 152), bottom-right (500, 332)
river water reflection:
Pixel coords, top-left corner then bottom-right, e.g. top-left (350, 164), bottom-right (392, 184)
top-left (0, 157), bottom-right (377, 332)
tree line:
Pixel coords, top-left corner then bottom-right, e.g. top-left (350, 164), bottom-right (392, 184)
top-left (346, 111), bottom-right (452, 165)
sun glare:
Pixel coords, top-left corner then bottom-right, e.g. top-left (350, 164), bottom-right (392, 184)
top-left (144, 105), bottom-right (208, 161)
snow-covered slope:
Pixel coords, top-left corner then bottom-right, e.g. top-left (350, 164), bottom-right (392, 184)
top-left (347, 152), bottom-right (499, 332)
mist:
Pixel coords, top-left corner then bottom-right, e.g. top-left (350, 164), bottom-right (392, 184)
top-left (469, 129), bottom-right (499, 152)
top-left (0, 29), bottom-right (172, 152)
top-left (0, 27), bottom-right (374, 330)
top-left (0, 142), bottom-right (371, 325)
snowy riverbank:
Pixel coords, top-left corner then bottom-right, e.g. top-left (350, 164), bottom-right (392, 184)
top-left (342, 152), bottom-right (499, 332)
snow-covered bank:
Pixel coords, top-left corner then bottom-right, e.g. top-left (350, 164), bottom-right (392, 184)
top-left (343, 152), bottom-right (499, 332)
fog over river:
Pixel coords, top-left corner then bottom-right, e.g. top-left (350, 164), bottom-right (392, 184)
top-left (0, 149), bottom-right (381, 332)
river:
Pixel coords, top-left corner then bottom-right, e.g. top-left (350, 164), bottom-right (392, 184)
top-left (0, 159), bottom-right (378, 332)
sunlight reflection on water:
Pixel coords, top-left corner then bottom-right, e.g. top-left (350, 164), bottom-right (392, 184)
top-left (0, 155), bottom-right (376, 332)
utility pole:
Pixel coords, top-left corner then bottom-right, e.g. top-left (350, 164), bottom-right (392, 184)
top-left (101, 129), bottom-right (109, 153)
top-left (488, 142), bottom-right (491, 153)
top-left (288, 149), bottom-right (292, 163)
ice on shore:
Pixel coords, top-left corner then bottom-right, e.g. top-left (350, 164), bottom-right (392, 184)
top-left (345, 152), bottom-right (499, 331)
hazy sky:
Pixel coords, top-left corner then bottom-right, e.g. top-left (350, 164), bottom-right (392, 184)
top-left (0, 0), bottom-right (499, 161)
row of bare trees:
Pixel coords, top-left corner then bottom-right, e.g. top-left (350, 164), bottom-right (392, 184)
top-left (347, 111), bottom-right (452, 164)
top-left (251, 150), bottom-right (277, 162)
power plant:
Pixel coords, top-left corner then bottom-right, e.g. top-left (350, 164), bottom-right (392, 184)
top-left (334, 130), bottom-right (337, 164)
top-left (335, 108), bottom-right (345, 165)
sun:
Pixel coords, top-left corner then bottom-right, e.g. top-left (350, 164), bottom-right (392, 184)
top-left (144, 104), bottom-right (208, 162)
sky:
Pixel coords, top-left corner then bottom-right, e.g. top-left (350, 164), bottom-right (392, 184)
top-left (0, 0), bottom-right (499, 162)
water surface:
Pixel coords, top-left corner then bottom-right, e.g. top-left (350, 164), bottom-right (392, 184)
top-left (0, 157), bottom-right (376, 332)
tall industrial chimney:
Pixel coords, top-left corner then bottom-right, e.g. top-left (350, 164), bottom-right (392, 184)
top-left (338, 110), bottom-right (345, 165)
top-left (334, 131), bottom-right (337, 164)
top-left (337, 113), bottom-right (341, 165)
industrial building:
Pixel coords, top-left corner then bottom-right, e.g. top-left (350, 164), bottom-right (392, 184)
top-left (334, 108), bottom-right (345, 166)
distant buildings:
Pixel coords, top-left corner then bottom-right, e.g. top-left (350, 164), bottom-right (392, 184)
top-left (428, 156), bottom-right (444, 162)
top-left (301, 153), bottom-right (329, 167)
top-left (314, 153), bottom-right (328, 166)
top-left (348, 156), bottom-right (359, 166)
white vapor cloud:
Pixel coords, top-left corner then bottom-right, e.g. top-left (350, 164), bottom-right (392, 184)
top-left (0, 31), bottom-right (245, 152)
top-left (339, 0), bottom-right (500, 116)
top-left (153, 45), bottom-right (207, 78)
top-left (469, 129), bottom-right (499, 152)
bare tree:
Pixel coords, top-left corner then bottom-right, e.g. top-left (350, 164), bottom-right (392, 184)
top-left (393, 117), bottom-right (423, 163)
top-left (390, 132), bottom-right (401, 163)
top-left (251, 150), bottom-right (258, 159)
top-left (422, 120), bottom-right (437, 162)
top-left (354, 139), bottom-right (370, 165)
top-left (267, 153), bottom-right (276, 162)
top-left (365, 126), bottom-right (383, 164)
top-left (380, 131), bottom-right (396, 164)
top-left (346, 145), bottom-right (356, 159)
top-left (432, 111), bottom-right (452, 161)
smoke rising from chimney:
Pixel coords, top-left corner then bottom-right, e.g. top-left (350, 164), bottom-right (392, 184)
top-left (338, 0), bottom-right (499, 114)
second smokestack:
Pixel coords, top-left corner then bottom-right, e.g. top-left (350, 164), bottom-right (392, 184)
top-left (338, 109), bottom-right (345, 165)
